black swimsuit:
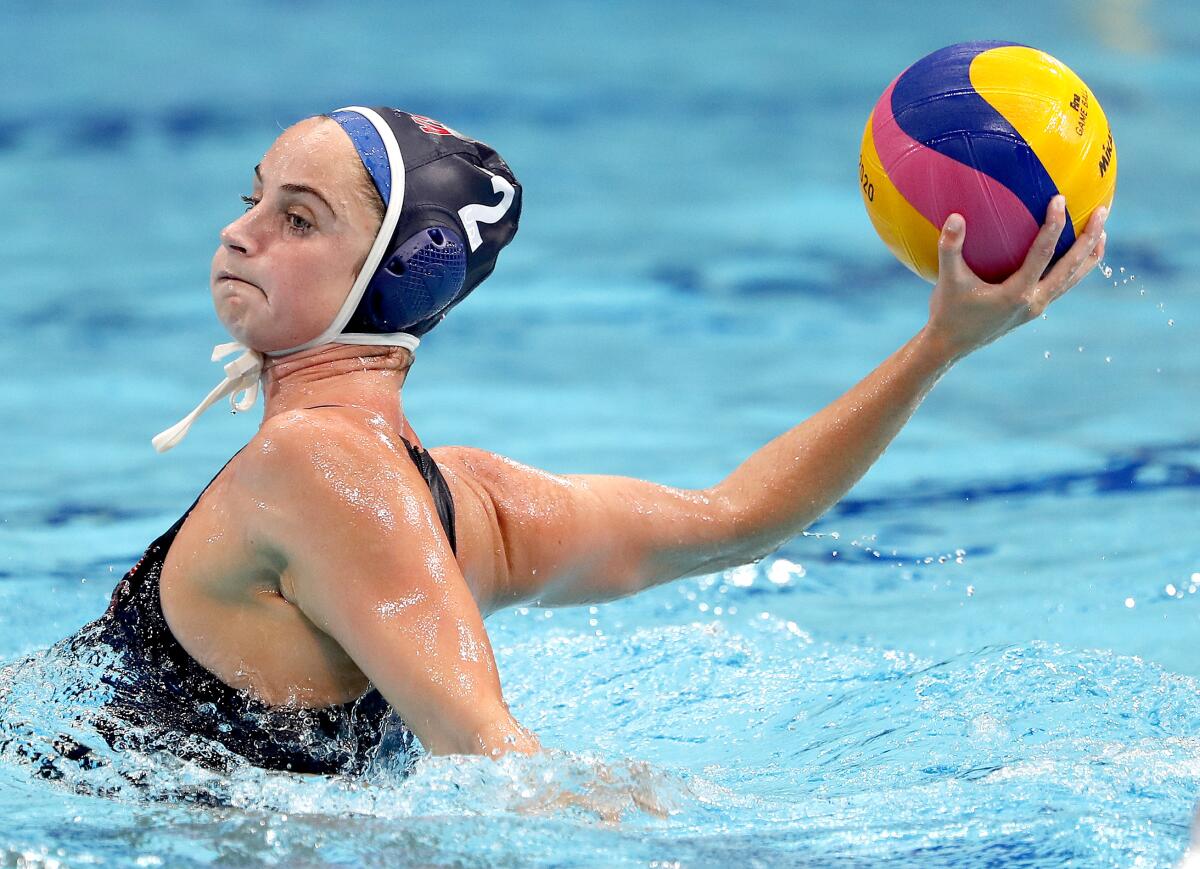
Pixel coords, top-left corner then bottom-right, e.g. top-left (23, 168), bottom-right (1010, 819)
top-left (67, 434), bottom-right (456, 776)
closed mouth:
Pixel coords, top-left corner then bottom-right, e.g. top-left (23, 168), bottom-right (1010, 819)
top-left (218, 271), bottom-right (263, 293)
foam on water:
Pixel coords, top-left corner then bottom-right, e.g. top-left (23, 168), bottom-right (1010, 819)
top-left (3, 576), bottom-right (1199, 866)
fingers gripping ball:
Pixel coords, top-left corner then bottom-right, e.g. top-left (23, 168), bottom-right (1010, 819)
top-left (859, 41), bottom-right (1117, 283)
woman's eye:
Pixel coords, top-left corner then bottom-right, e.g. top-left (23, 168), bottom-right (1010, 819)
top-left (287, 213), bottom-right (313, 233)
top-left (238, 194), bottom-right (310, 233)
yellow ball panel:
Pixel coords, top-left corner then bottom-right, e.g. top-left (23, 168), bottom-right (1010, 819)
top-left (859, 115), bottom-right (942, 282)
top-left (969, 45), bottom-right (1117, 234)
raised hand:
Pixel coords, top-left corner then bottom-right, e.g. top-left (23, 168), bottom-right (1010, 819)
top-left (925, 195), bottom-right (1109, 362)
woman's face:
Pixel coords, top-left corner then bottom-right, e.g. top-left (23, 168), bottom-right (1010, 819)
top-left (211, 117), bottom-right (381, 353)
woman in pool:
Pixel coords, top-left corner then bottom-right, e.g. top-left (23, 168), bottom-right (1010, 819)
top-left (72, 106), bottom-right (1107, 776)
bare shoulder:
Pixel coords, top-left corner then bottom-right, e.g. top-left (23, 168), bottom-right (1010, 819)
top-left (231, 408), bottom-right (431, 526)
top-left (427, 445), bottom-right (579, 501)
top-left (252, 406), bottom-right (400, 462)
top-left (419, 444), bottom-right (737, 610)
top-left (421, 446), bottom-right (592, 611)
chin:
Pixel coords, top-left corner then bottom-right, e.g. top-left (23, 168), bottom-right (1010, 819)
top-left (213, 300), bottom-right (255, 346)
top-left (213, 293), bottom-right (330, 354)
top-left (228, 323), bottom-right (324, 356)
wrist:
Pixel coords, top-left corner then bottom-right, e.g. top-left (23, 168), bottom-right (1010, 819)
top-left (913, 324), bottom-right (967, 370)
top-left (463, 712), bottom-right (542, 758)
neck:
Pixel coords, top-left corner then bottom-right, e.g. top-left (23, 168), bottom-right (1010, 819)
top-left (261, 344), bottom-right (416, 442)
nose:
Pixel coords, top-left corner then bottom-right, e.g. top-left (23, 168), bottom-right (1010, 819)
top-left (219, 208), bottom-right (259, 255)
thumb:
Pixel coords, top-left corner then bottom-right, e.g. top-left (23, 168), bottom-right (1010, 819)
top-left (936, 213), bottom-right (967, 280)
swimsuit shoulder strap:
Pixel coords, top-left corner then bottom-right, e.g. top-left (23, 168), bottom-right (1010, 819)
top-left (397, 434), bottom-right (458, 555)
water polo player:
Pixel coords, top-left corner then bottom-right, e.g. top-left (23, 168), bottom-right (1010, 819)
top-left (62, 106), bottom-right (1107, 776)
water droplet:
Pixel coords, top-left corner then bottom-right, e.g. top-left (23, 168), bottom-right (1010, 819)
top-left (1105, 356), bottom-right (1112, 363)
top-left (1166, 584), bottom-right (1178, 596)
top-left (1167, 319), bottom-right (1175, 326)
top-left (966, 585), bottom-right (975, 597)
top-left (1124, 597), bottom-right (1136, 608)
top-left (1077, 346), bottom-right (1085, 352)
top-left (1044, 351), bottom-right (1052, 359)
top-left (1119, 266), bottom-right (1126, 273)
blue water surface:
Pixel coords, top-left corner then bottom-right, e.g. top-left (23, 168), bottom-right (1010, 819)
top-left (1, 2), bottom-right (1198, 866)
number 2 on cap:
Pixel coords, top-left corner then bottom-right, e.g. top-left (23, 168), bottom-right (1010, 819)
top-left (458, 175), bottom-right (516, 252)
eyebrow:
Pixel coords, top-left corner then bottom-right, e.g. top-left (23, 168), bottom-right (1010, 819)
top-left (254, 164), bottom-right (338, 217)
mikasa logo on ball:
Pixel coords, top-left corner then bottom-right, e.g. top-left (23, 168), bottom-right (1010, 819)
top-left (1098, 132), bottom-right (1114, 178)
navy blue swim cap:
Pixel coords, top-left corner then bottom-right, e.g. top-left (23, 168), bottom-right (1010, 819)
top-left (276, 106), bottom-right (522, 356)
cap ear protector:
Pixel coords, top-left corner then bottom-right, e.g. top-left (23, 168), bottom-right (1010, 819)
top-left (344, 224), bottom-right (468, 337)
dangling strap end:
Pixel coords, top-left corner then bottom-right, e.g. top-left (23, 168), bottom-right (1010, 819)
top-left (150, 342), bottom-right (264, 453)
top-left (230, 382), bottom-right (260, 413)
top-left (152, 416), bottom-right (197, 453)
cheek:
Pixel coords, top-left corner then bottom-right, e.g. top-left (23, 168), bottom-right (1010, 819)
top-left (257, 253), bottom-right (359, 351)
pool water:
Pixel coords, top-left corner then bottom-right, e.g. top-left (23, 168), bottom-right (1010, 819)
top-left (2, 2), bottom-right (1198, 866)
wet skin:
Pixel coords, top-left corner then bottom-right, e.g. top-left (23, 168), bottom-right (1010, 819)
top-left (160, 118), bottom-right (1110, 758)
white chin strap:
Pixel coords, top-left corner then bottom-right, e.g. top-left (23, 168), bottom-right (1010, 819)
top-left (151, 342), bottom-right (264, 453)
top-left (150, 332), bottom-right (420, 454)
top-left (152, 105), bottom-right (418, 454)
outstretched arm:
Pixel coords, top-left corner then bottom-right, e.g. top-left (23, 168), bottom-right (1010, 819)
top-left (472, 196), bottom-right (1108, 610)
top-left (712, 197), bottom-right (1108, 558)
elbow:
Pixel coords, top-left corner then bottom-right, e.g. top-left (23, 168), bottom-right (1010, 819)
top-left (692, 487), bottom-right (786, 574)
